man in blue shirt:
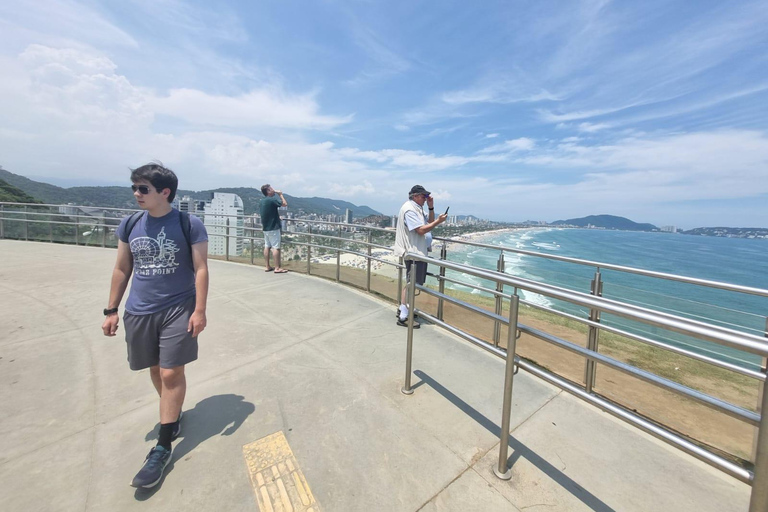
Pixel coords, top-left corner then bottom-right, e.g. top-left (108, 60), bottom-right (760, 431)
top-left (102, 163), bottom-right (209, 489)
top-left (260, 184), bottom-right (288, 273)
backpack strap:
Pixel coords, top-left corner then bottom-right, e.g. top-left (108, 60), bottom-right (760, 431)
top-left (179, 211), bottom-right (193, 256)
top-left (125, 211), bottom-right (145, 241)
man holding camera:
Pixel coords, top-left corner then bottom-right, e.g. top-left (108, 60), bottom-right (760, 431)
top-left (393, 185), bottom-right (448, 328)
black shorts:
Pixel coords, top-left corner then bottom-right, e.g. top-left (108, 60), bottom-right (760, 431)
top-left (406, 260), bottom-right (428, 286)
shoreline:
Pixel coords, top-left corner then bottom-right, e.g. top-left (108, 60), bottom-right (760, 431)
top-left (309, 226), bottom-right (537, 280)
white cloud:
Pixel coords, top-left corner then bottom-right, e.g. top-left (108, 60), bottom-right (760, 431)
top-left (485, 133), bottom-right (500, 138)
top-left (148, 88), bottom-right (352, 130)
top-left (479, 137), bottom-right (536, 154)
top-left (577, 122), bottom-right (610, 133)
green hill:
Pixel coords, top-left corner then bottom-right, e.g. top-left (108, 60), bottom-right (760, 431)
top-left (0, 168), bottom-right (381, 217)
top-left (552, 214), bottom-right (657, 231)
top-left (0, 178), bottom-right (42, 204)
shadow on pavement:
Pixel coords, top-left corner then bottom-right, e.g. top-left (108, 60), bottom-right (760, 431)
top-left (413, 369), bottom-right (615, 512)
top-left (135, 394), bottom-right (255, 500)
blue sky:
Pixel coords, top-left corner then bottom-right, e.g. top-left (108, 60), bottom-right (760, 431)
top-left (1, 0), bottom-right (767, 228)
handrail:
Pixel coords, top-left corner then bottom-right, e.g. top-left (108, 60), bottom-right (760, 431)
top-left (399, 252), bottom-right (768, 506)
top-left (434, 234), bottom-right (768, 298)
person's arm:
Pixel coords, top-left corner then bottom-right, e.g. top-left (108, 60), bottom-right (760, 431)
top-left (275, 190), bottom-right (288, 207)
top-left (188, 241), bottom-right (209, 337)
top-left (414, 214), bottom-right (447, 235)
top-left (415, 196), bottom-right (446, 235)
top-left (101, 241), bottom-right (133, 336)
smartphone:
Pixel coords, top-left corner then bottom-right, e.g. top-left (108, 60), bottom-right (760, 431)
top-left (444, 206), bottom-right (450, 215)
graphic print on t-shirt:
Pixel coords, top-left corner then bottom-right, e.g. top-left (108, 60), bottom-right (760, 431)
top-left (130, 226), bottom-right (180, 276)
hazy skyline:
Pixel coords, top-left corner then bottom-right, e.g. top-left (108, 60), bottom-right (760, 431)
top-left (1, 0), bottom-right (767, 228)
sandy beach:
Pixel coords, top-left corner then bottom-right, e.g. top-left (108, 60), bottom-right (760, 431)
top-left (310, 227), bottom-right (528, 280)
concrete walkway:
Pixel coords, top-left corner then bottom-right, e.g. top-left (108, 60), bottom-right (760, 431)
top-left (0, 240), bottom-right (751, 511)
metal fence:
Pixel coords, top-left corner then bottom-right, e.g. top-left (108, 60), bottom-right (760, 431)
top-left (400, 252), bottom-right (768, 511)
top-left (2, 201), bottom-right (768, 508)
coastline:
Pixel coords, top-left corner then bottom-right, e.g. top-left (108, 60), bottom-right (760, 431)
top-left (309, 226), bottom-right (534, 281)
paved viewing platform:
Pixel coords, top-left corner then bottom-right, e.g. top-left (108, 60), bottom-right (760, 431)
top-left (0, 240), bottom-right (752, 511)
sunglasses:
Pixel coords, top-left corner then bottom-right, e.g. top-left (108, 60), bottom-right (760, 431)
top-left (131, 184), bottom-right (154, 195)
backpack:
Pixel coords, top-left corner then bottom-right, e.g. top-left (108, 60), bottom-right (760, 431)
top-left (125, 210), bottom-right (193, 259)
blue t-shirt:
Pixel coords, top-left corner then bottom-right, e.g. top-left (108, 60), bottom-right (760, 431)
top-left (117, 209), bottom-right (208, 315)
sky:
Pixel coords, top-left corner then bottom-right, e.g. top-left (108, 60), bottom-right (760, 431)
top-left (1, 0), bottom-right (767, 228)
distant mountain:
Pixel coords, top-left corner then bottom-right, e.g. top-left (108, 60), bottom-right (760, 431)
top-left (552, 214), bottom-right (657, 231)
top-left (0, 168), bottom-right (381, 217)
top-left (0, 178), bottom-right (42, 204)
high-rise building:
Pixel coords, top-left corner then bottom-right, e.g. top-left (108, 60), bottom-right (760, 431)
top-left (344, 208), bottom-right (353, 224)
top-left (204, 193), bottom-right (244, 256)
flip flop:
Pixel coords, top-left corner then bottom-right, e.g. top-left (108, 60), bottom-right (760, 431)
top-left (265, 267), bottom-right (275, 272)
top-left (274, 269), bottom-right (288, 274)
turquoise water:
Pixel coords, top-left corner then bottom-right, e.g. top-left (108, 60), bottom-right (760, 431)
top-left (440, 228), bottom-right (768, 369)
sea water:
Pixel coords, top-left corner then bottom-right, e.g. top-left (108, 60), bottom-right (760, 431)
top-left (439, 228), bottom-right (768, 370)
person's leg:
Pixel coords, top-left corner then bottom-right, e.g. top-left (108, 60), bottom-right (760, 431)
top-left (263, 244), bottom-right (273, 270)
top-left (274, 248), bottom-right (282, 270)
top-left (150, 365), bottom-right (162, 396)
top-left (159, 366), bottom-right (186, 424)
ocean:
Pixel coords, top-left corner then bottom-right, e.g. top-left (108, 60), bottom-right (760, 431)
top-left (439, 228), bottom-right (768, 370)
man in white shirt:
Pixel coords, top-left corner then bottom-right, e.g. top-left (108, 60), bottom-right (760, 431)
top-left (393, 185), bottom-right (448, 328)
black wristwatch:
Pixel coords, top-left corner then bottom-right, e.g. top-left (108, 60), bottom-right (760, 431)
top-left (103, 307), bottom-right (118, 316)
top-left (428, 208), bottom-right (434, 211)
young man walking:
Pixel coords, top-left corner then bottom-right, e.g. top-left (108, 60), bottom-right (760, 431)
top-left (393, 185), bottom-right (447, 328)
top-left (260, 184), bottom-right (288, 273)
top-left (102, 163), bottom-right (209, 488)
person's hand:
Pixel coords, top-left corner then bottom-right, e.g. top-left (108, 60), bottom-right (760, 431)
top-left (426, 195), bottom-right (434, 208)
top-left (274, 189), bottom-right (282, 195)
top-left (188, 310), bottom-right (207, 337)
top-left (102, 314), bottom-right (119, 336)
top-left (437, 213), bottom-right (448, 224)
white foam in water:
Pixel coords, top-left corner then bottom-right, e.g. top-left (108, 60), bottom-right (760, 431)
top-left (519, 290), bottom-right (554, 309)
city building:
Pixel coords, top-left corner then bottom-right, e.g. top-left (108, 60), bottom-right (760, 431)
top-left (204, 192), bottom-right (244, 256)
top-left (345, 208), bottom-right (353, 224)
top-left (175, 195), bottom-right (206, 215)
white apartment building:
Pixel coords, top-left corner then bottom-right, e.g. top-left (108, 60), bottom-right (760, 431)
top-left (204, 193), bottom-right (244, 256)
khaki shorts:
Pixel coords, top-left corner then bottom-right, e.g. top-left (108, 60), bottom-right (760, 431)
top-left (123, 295), bottom-right (198, 370)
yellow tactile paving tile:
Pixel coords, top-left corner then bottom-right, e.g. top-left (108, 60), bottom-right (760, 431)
top-left (243, 431), bottom-right (320, 512)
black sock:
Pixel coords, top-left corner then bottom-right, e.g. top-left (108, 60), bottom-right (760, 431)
top-left (158, 423), bottom-right (175, 450)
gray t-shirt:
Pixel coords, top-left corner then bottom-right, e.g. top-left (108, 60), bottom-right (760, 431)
top-left (117, 209), bottom-right (208, 315)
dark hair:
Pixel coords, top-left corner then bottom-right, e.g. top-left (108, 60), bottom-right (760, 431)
top-left (261, 184), bottom-right (271, 196)
top-left (130, 162), bottom-right (178, 203)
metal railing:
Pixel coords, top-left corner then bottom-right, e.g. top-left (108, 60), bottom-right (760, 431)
top-left (3, 201), bottom-right (768, 506)
top-left (399, 252), bottom-right (768, 511)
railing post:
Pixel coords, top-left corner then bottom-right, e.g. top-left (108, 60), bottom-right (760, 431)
top-left (306, 225), bottom-right (312, 275)
top-left (750, 363), bottom-right (768, 511)
top-left (493, 251), bottom-right (505, 347)
top-left (74, 214), bottom-right (79, 245)
top-left (0, 205), bottom-right (5, 239)
top-left (584, 269), bottom-right (603, 393)
top-left (101, 216), bottom-right (106, 247)
top-left (437, 244), bottom-right (448, 321)
top-left (366, 230), bottom-right (372, 292)
top-left (225, 218), bottom-right (230, 261)
top-left (494, 294), bottom-right (520, 480)
top-left (401, 256), bottom-right (418, 395)
top-left (336, 225), bottom-right (341, 282)
top-left (49, 213), bottom-right (53, 243)
top-left (250, 229), bottom-right (255, 265)
top-left (753, 318), bottom-right (768, 463)
top-left (23, 206), bottom-right (29, 241)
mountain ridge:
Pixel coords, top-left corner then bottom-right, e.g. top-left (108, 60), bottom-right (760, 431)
top-left (0, 168), bottom-right (380, 217)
